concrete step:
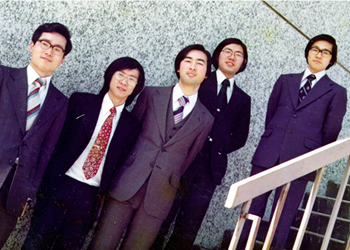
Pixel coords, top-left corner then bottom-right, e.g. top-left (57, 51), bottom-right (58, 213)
top-left (292, 208), bottom-right (350, 241)
top-left (326, 181), bottom-right (350, 201)
top-left (301, 193), bottom-right (350, 220)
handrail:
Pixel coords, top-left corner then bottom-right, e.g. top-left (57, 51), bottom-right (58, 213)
top-left (225, 136), bottom-right (350, 249)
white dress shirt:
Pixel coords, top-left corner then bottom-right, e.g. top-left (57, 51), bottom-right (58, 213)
top-left (300, 68), bottom-right (326, 89)
top-left (216, 69), bottom-right (234, 103)
top-left (27, 64), bottom-right (52, 104)
top-left (65, 93), bottom-right (125, 187)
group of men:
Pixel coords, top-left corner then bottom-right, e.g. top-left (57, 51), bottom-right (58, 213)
top-left (0, 22), bottom-right (347, 250)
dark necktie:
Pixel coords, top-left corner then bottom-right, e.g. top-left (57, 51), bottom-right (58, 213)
top-left (82, 107), bottom-right (116, 179)
top-left (217, 79), bottom-right (230, 113)
top-left (173, 96), bottom-right (189, 124)
top-left (299, 74), bottom-right (316, 103)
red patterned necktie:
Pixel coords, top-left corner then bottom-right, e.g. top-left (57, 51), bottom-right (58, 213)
top-left (82, 107), bottom-right (116, 179)
top-left (26, 78), bottom-right (46, 132)
top-left (173, 96), bottom-right (189, 124)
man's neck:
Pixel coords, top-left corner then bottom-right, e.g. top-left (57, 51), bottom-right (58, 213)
top-left (177, 82), bottom-right (200, 96)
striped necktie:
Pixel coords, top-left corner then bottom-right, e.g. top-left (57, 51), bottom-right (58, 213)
top-left (299, 74), bottom-right (316, 103)
top-left (173, 96), bottom-right (189, 124)
top-left (26, 78), bottom-right (46, 132)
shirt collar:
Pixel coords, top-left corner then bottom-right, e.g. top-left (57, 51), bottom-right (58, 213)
top-left (302, 68), bottom-right (326, 85)
top-left (216, 69), bottom-right (234, 89)
top-left (27, 64), bottom-right (52, 87)
top-left (102, 93), bottom-right (125, 116)
top-left (172, 83), bottom-right (198, 105)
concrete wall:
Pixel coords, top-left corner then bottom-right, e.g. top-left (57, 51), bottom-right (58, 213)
top-left (1, 1), bottom-right (349, 249)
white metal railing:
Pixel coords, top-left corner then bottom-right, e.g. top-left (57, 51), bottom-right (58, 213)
top-left (225, 136), bottom-right (350, 250)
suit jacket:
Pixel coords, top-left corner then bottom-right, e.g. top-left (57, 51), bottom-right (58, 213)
top-left (0, 66), bottom-right (68, 217)
top-left (192, 71), bottom-right (251, 185)
top-left (40, 92), bottom-right (140, 199)
top-left (252, 72), bottom-right (347, 178)
top-left (109, 86), bottom-right (214, 219)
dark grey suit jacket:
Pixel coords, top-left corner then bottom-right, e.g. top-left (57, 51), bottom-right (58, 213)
top-left (252, 72), bottom-right (347, 179)
top-left (109, 86), bottom-right (214, 219)
top-left (0, 65), bottom-right (68, 217)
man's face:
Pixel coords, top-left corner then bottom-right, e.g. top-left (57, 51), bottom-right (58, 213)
top-left (108, 69), bottom-right (139, 105)
top-left (307, 40), bottom-right (333, 74)
top-left (218, 43), bottom-right (245, 79)
top-left (178, 50), bottom-right (208, 87)
top-left (29, 32), bottom-right (66, 78)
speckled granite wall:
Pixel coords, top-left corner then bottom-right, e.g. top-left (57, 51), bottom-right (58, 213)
top-left (1, 1), bottom-right (350, 249)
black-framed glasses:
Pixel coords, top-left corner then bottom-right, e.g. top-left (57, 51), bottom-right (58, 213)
top-left (221, 48), bottom-right (244, 59)
top-left (114, 71), bottom-right (138, 86)
top-left (310, 46), bottom-right (332, 58)
top-left (37, 39), bottom-right (65, 56)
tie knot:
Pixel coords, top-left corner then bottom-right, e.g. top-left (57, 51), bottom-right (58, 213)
top-left (222, 79), bottom-right (230, 87)
top-left (307, 74), bottom-right (316, 81)
top-left (179, 96), bottom-right (189, 107)
top-left (110, 107), bottom-right (116, 115)
top-left (34, 78), bottom-right (46, 88)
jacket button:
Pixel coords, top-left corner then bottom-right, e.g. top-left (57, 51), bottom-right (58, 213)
top-left (287, 130), bottom-right (292, 134)
top-left (293, 114), bottom-right (297, 118)
top-left (161, 147), bottom-right (167, 152)
top-left (150, 162), bottom-right (155, 167)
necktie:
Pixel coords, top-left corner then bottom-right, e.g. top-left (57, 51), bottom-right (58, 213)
top-left (26, 78), bottom-right (46, 132)
top-left (173, 96), bottom-right (189, 124)
top-left (299, 74), bottom-right (316, 103)
top-left (82, 107), bottom-right (116, 179)
top-left (217, 79), bottom-right (230, 113)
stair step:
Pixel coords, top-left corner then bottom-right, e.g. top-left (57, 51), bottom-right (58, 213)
top-left (292, 208), bottom-right (350, 241)
top-left (326, 181), bottom-right (350, 201)
top-left (302, 194), bottom-right (350, 219)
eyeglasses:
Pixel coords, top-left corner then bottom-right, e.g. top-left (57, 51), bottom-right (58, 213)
top-left (114, 71), bottom-right (138, 86)
top-left (37, 39), bottom-right (65, 56)
top-left (310, 46), bottom-right (332, 58)
top-left (222, 48), bottom-right (244, 60)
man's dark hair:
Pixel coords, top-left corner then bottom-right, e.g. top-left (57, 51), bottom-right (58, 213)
top-left (305, 34), bottom-right (337, 70)
top-left (174, 44), bottom-right (211, 79)
top-left (32, 22), bottom-right (72, 56)
top-left (212, 38), bottom-right (248, 75)
top-left (99, 57), bottom-right (145, 106)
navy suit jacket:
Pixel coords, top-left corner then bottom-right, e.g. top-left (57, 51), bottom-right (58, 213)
top-left (187, 71), bottom-right (251, 185)
top-left (252, 72), bottom-right (347, 179)
top-left (40, 92), bottom-right (140, 199)
top-left (0, 66), bottom-right (68, 217)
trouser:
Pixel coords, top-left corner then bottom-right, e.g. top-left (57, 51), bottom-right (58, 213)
top-left (237, 165), bottom-right (308, 250)
top-left (89, 182), bottom-right (164, 250)
top-left (22, 176), bottom-right (98, 250)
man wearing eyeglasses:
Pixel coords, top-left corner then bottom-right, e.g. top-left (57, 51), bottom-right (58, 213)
top-left (0, 22), bottom-right (71, 247)
top-left (152, 38), bottom-right (251, 250)
top-left (238, 34), bottom-right (347, 250)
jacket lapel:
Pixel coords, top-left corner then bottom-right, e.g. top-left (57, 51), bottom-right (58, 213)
top-left (82, 94), bottom-right (104, 138)
top-left (152, 86), bottom-right (173, 142)
top-left (8, 68), bottom-right (27, 135)
top-left (296, 74), bottom-right (333, 110)
top-left (164, 100), bottom-right (204, 146)
top-left (200, 72), bottom-right (217, 115)
top-left (288, 73), bottom-right (303, 110)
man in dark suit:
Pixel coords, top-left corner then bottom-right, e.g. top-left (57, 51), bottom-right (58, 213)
top-left (0, 22), bottom-right (72, 247)
top-left (88, 44), bottom-right (215, 250)
top-left (238, 34), bottom-right (347, 250)
top-left (22, 57), bottom-right (145, 250)
top-left (152, 38), bottom-right (251, 250)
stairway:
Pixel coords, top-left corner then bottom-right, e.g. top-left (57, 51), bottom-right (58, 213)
top-left (219, 180), bottom-right (350, 250)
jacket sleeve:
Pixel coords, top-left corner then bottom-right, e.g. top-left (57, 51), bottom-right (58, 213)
top-left (265, 75), bottom-right (283, 128)
top-left (131, 87), bottom-right (148, 122)
top-left (226, 95), bottom-right (251, 153)
top-left (322, 86), bottom-right (347, 145)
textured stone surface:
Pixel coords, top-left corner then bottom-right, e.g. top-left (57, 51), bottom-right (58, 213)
top-left (0, 1), bottom-right (349, 249)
